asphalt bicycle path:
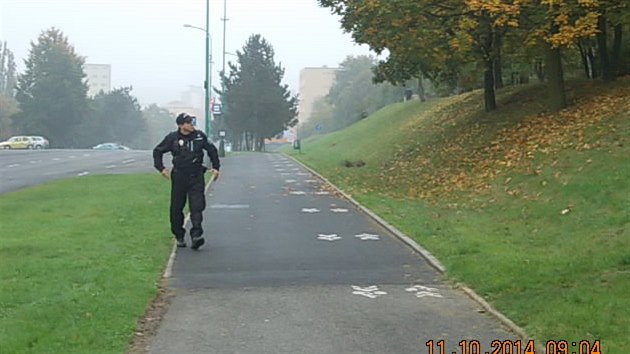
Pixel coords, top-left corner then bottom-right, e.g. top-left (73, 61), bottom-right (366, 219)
top-left (147, 153), bottom-right (515, 354)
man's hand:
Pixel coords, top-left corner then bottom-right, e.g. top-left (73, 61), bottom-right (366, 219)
top-left (210, 169), bottom-right (219, 181)
top-left (160, 168), bottom-right (170, 179)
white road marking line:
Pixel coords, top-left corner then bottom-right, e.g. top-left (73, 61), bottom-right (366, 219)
top-left (301, 208), bottom-right (320, 213)
top-left (52, 158), bottom-right (61, 161)
top-left (122, 159), bottom-right (135, 164)
top-left (289, 191), bottom-right (307, 195)
top-left (106, 165), bottom-right (116, 169)
top-left (77, 171), bottom-right (89, 177)
top-left (7, 164), bottom-right (20, 168)
top-left (313, 191), bottom-right (330, 195)
top-left (285, 179), bottom-right (297, 183)
top-left (209, 204), bottom-right (250, 209)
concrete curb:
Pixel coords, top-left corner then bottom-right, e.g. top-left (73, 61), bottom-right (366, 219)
top-left (162, 177), bottom-right (216, 279)
top-left (285, 153), bottom-right (532, 342)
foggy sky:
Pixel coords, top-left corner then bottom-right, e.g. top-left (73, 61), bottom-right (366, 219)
top-left (0, 0), bottom-right (372, 106)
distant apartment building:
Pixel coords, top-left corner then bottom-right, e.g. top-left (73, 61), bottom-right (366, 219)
top-left (297, 67), bottom-right (337, 126)
top-left (85, 64), bottom-right (111, 97)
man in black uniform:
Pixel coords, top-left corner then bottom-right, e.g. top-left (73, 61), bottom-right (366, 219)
top-left (153, 113), bottom-right (220, 250)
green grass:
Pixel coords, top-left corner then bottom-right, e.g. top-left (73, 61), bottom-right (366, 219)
top-left (287, 80), bottom-right (630, 353)
top-left (0, 174), bottom-right (173, 354)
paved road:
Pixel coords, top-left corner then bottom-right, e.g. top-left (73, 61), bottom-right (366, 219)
top-left (0, 149), bottom-right (154, 194)
top-left (148, 153), bottom-right (514, 354)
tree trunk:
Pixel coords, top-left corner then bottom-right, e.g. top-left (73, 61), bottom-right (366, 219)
top-left (587, 47), bottom-right (597, 79)
top-left (494, 56), bottom-right (503, 89)
top-left (535, 60), bottom-right (545, 82)
top-left (545, 45), bottom-right (566, 111)
top-left (483, 58), bottom-right (497, 112)
top-left (611, 23), bottom-right (622, 79)
top-left (417, 77), bottom-right (426, 102)
top-left (493, 34), bottom-right (504, 89)
top-left (578, 41), bottom-right (591, 78)
top-left (597, 15), bottom-right (614, 82)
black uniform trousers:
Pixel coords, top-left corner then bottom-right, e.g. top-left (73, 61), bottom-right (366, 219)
top-left (170, 169), bottom-right (206, 239)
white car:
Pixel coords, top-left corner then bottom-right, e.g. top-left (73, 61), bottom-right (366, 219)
top-left (92, 143), bottom-right (131, 151)
top-left (29, 136), bottom-right (50, 149)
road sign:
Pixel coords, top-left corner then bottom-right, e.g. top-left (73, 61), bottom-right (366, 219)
top-left (212, 103), bottom-right (223, 115)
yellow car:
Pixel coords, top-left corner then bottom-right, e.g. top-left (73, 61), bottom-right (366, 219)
top-left (0, 136), bottom-right (44, 149)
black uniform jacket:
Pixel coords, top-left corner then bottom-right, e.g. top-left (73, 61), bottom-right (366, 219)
top-left (153, 130), bottom-right (220, 174)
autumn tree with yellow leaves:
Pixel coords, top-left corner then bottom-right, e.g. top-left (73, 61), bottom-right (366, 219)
top-left (319, 0), bottom-right (629, 112)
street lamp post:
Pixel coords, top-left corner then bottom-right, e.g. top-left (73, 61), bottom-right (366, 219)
top-left (183, 1), bottom-right (212, 138)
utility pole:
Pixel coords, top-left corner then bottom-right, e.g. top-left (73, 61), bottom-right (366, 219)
top-left (218, 0), bottom-right (228, 157)
top-left (204, 0), bottom-right (212, 138)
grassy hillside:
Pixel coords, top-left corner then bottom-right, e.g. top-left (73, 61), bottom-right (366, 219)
top-left (288, 78), bottom-right (630, 353)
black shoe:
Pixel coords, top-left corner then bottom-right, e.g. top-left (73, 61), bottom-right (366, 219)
top-left (176, 238), bottom-right (186, 248)
top-left (191, 236), bottom-right (205, 250)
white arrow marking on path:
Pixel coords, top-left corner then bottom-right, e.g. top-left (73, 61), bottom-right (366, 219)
top-left (355, 233), bottom-right (380, 240)
top-left (331, 208), bottom-right (349, 213)
top-left (405, 285), bottom-right (443, 299)
top-left (351, 285), bottom-right (387, 299)
top-left (317, 234), bottom-right (341, 241)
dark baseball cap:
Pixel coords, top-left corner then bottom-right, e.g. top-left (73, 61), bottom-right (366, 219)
top-left (176, 113), bottom-right (194, 125)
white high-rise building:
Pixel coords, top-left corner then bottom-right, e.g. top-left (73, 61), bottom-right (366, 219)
top-left (85, 64), bottom-right (111, 97)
